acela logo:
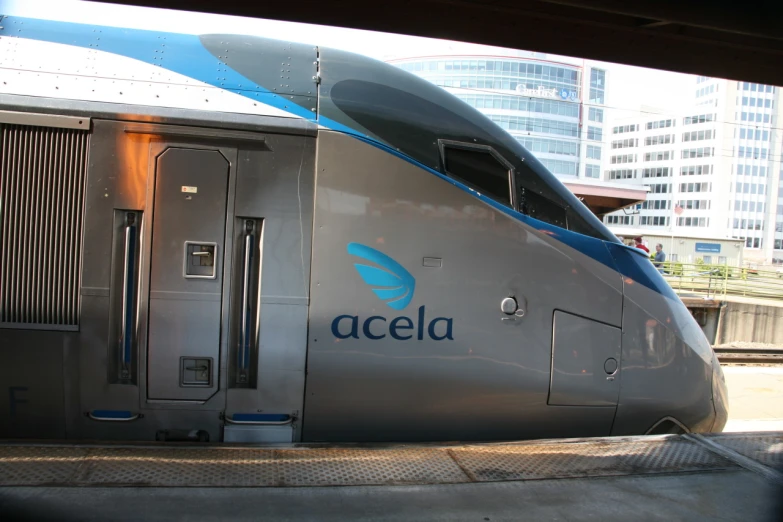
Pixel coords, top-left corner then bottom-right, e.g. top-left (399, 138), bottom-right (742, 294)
top-left (330, 243), bottom-right (454, 341)
top-left (346, 242), bottom-right (415, 310)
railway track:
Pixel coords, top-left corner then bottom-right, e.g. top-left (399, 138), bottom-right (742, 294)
top-left (713, 347), bottom-right (783, 365)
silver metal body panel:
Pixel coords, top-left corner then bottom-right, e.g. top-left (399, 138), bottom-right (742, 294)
top-left (302, 131), bottom-right (624, 442)
top-left (549, 311), bottom-right (621, 407)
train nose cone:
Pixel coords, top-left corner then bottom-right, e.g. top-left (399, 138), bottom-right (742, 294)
top-left (606, 243), bottom-right (718, 435)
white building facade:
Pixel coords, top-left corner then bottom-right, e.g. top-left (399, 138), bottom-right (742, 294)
top-left (604, 79), bottom-right (783, 265)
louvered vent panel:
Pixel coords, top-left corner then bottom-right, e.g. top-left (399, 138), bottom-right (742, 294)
top-left (0, 124), bottom-right (88, 328)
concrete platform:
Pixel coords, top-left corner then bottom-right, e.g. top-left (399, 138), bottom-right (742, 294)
top-left (724, 366), bottom-right (783, 433)
top-left (1, 433), bottom-right (781, 521)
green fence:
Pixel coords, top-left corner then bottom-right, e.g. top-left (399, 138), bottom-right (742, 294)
top-left (657, 261), bottom-right (783, 300)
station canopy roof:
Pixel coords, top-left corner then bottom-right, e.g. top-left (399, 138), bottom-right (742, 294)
top-left (561, 179), bottom-right (647, 217)
top-left (91, 0), bottom-right (783, 85)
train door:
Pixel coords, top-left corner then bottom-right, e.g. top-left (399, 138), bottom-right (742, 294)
top-left (145, 147), bottom-right (229, 402)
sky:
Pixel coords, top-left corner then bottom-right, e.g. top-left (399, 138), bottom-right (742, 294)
top-left (0, 0), bottom-right (698, 121)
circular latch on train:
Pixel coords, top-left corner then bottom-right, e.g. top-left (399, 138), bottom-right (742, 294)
top-left (604, 358), bottom-right (618, 375)
top-left (501, 297), bottom-right (518, 315)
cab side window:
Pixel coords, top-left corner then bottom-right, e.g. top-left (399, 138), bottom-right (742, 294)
top-left (516, 163), bottom-right (568, 230)
top-left (442, 144), bottom-right (513, 207)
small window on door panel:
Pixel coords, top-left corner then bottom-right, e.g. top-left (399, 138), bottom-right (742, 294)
top-left (442, 145), bottom-right (512, 206)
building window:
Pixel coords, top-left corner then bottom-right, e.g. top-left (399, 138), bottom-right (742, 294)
top-left (681, 147), bottom-right (713, 158)
top-left (589, 69), bottom-right (605, 104)
top-left (682, 130), bottom-right (713, 142)
top-left (608, 169), bottom-right (636, 180)
top-left (642, 167), bottom-right (671, 178)
top-left (585, 164), bottom-right (600, 178)
top-left (611, 138), bottom-right (637, 149)
top-left (605, 215), bottom-right (633, 225)
top-left (680, 165), bottom-right (712, 175)
top-left (587, 126), bottom-right (603, 141)
top-left (455, 94), bottom-right (580, 118)
top-left (641, 199), bottom-right (670, 210)
top-left (645, 119), bottom-right (674, 129)
top-left (679, 182), bottom-right (711, 193)
top-left (678, 199), bottom-right (710, 210)
top-left (611, 154), bottom-right (637, 164)
top-left (677, 217), bottom-right (710, 227)
top-left (640, 216), bottom-right (669, 226)
top-left (644, 135), bottom-right (674, 146)
top-left (539, 158), bottom-right (578, 176)
top-left (683, 114), bottom-right (715, 125)
top-left (489, 115), bottom-right (578, 138)
top-left (515, 137), bottom-right (579, 157)
top-left (612, 124), bottom-right (638, 134)
top-left (586, 145), bottom-right (601, 160)
top-left (646, 183), bottom-right (671, 194)
top-left (588, 107), bottom-right (604, 123)
top-left (644, 151), bottom-right (672, 161)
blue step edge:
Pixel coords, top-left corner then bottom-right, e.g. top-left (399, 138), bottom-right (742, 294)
top-left (91, 410), bottom-right (135, 419)
top-left (231, 413), bottom-right (290, 422)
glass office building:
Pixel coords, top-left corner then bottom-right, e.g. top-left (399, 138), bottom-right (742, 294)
top-left (390, 54), bottom-right (608, 181)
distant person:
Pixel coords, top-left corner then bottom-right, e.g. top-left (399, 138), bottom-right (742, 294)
top-left (653, 244), bottom-right (666, 274)
top-left (634, 236), bottom-right (649, 254)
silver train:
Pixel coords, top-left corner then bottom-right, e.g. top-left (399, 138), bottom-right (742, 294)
top-left (0, 16), bottom-right (727, 443)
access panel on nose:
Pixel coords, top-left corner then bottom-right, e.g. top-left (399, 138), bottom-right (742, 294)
top-left (147, 148), bottom-right (229, 401)
top-left (549, 310), bottom-right (621, 407)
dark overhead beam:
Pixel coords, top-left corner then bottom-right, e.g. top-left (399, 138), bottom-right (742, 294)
top-left (86, 0), bottom-right (783, 85)
top-left (536, 0), bottom-right (783, 40)
top-left (637, 21), bottom-right (671, 29)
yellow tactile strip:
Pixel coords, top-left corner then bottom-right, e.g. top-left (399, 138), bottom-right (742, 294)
top-left (0, 436), bottom-right (740, 487)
